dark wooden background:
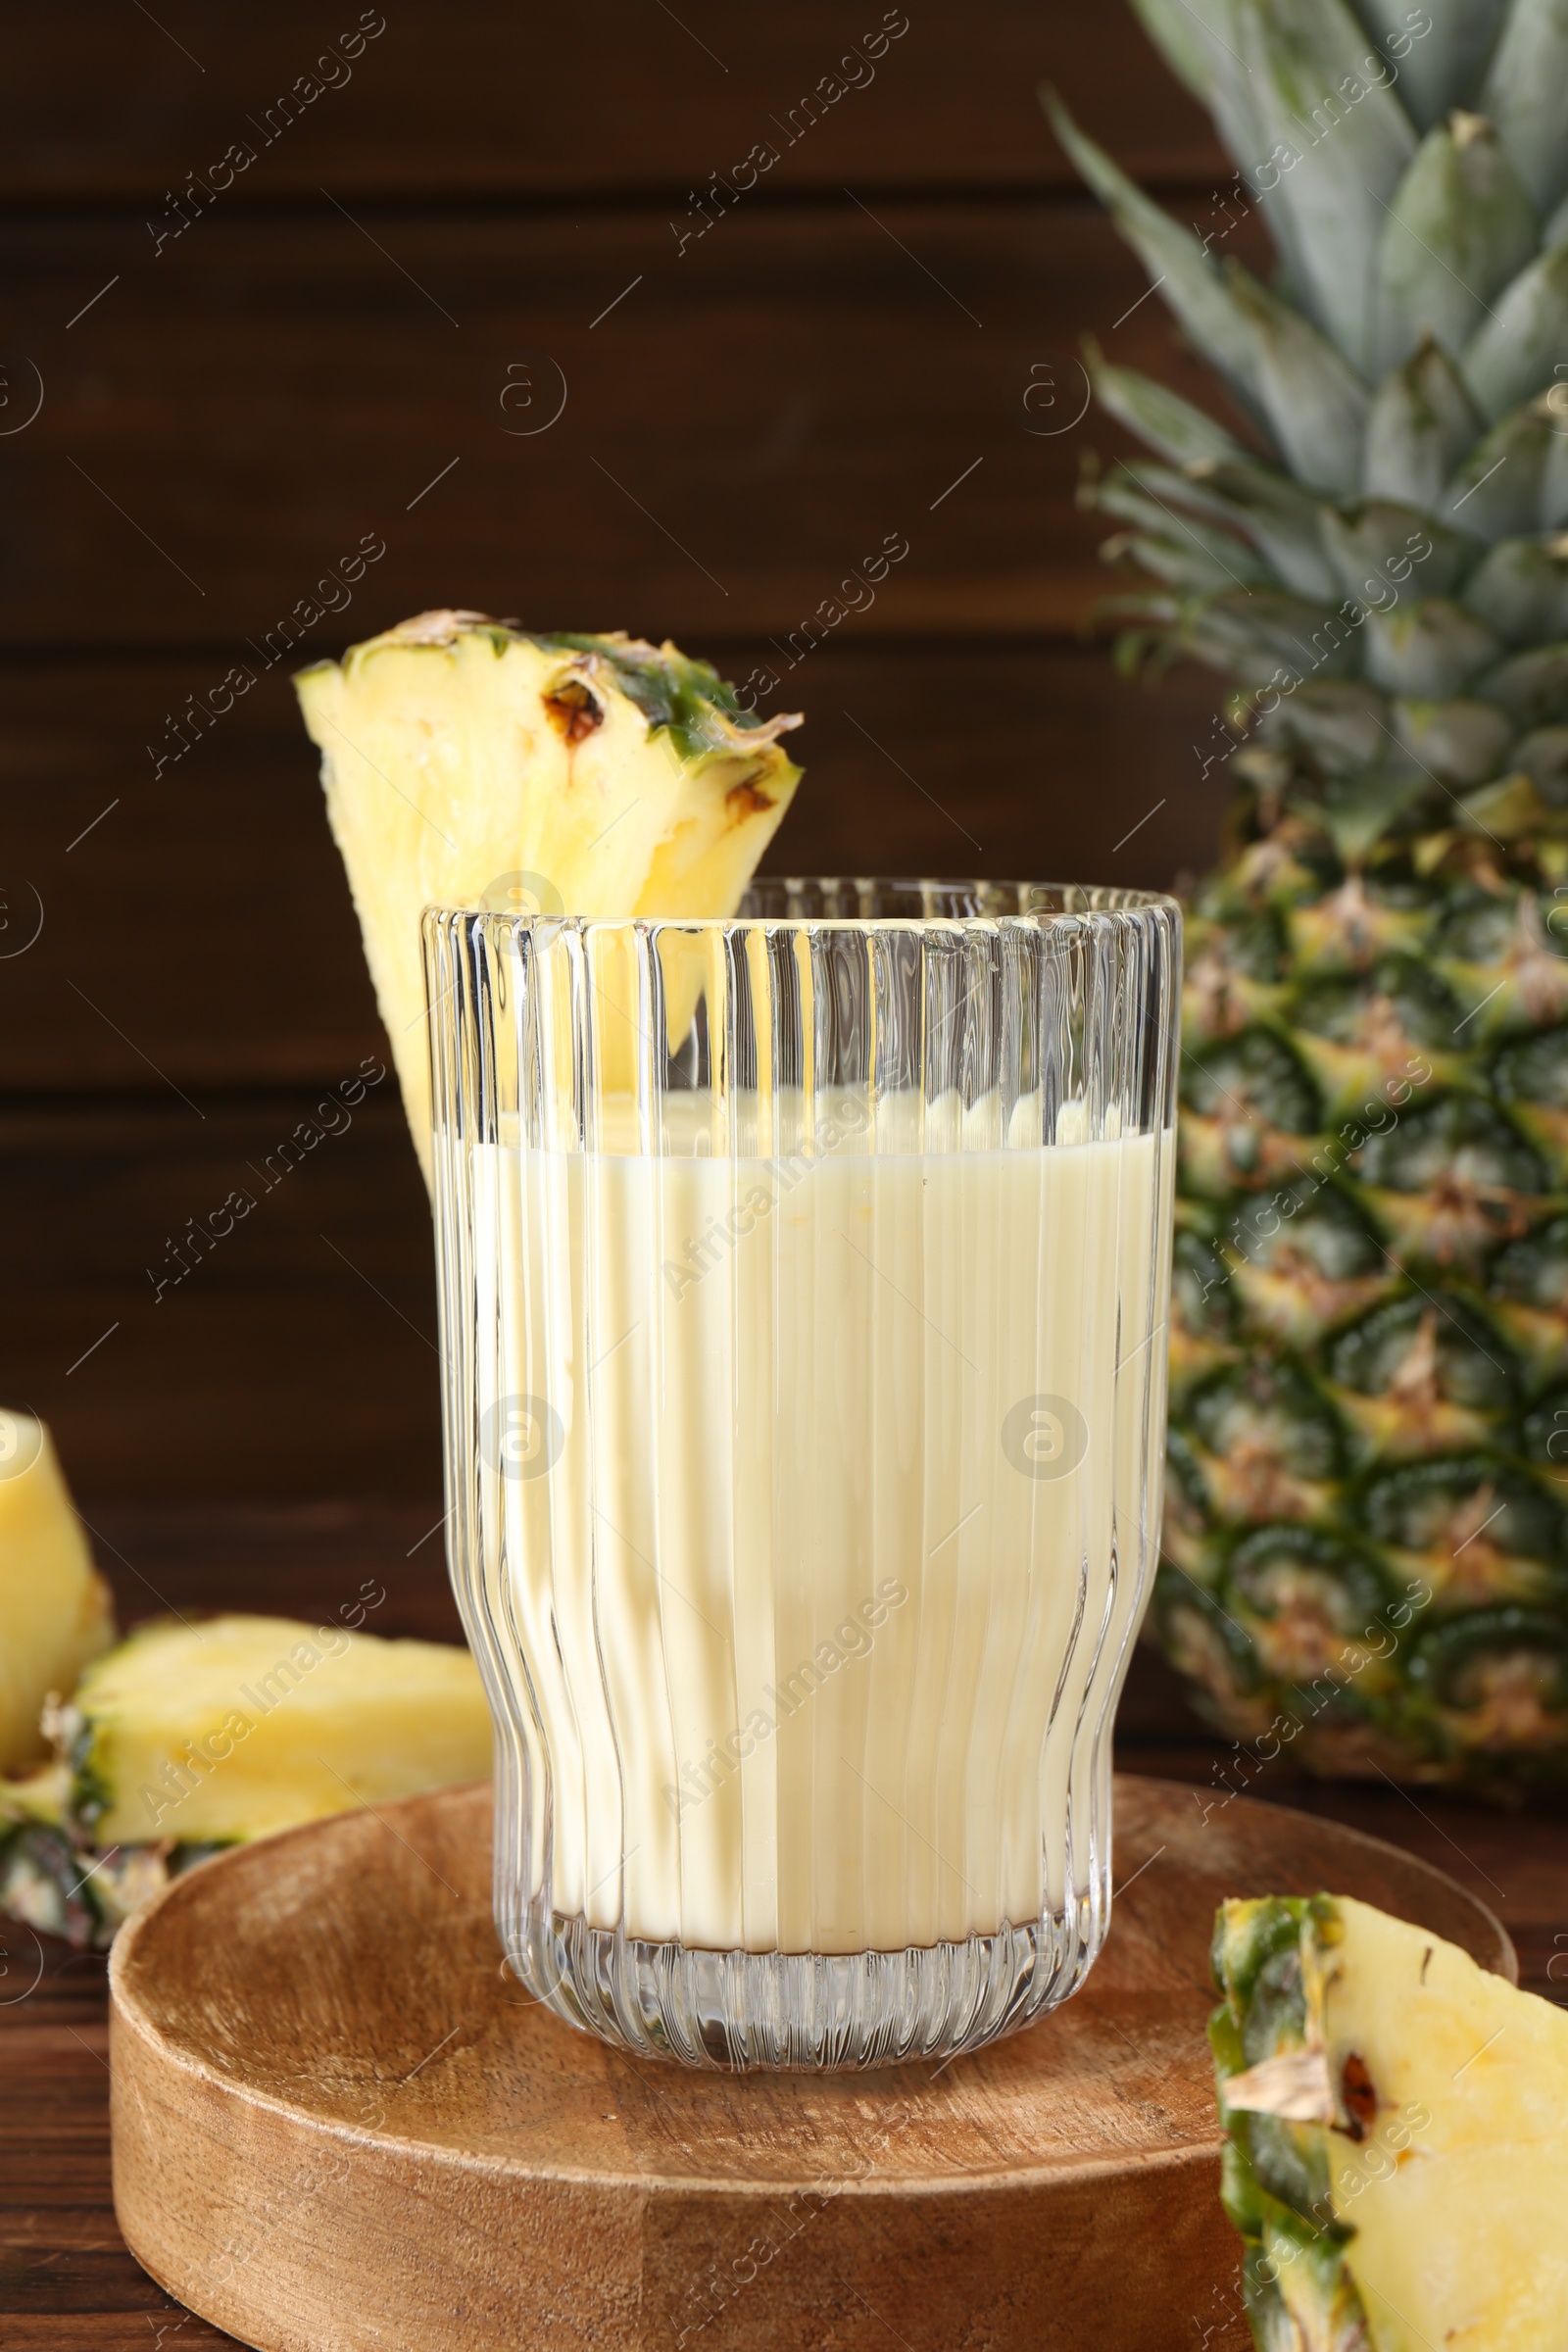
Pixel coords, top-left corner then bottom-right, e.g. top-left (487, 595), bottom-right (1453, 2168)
top-left (9, 33), bottom-right (1568, 2344)
top-left (2, 2), bottom-right (1238, 1503)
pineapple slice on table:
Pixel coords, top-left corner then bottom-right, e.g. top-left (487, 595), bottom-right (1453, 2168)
top-left (1052, 0), bottom-right (1568, 1785)
top-left (1211, 1893), bottom-right (1568, 2350)
top-left (0, 1410), bottom-right (114, 1775)
top-left (62, 1613), bottom-right (491, 1845)
top-left (1, 1614), bottom-right (492, 1947)
top-left (295, 614), bottom-right (804, 1183)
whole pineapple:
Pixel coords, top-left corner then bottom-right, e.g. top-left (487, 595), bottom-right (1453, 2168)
top-left (1054, 0), bottom-right (1568, 1786)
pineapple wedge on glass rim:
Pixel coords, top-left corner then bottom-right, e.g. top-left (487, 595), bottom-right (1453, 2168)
top-left (1054, 0), bottom-right (1568, 1786)
top-left (295, 613), bottom-right (804, 1185)
top-left (1210, 1892), bottom-right (1568, 2350)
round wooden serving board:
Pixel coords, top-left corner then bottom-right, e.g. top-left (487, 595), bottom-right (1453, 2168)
top-left (109, 1775), bottom-right (1511, 2352)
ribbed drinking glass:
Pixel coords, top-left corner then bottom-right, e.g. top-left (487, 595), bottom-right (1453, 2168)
top-left (424, 878), bottom-right (1180, 2070)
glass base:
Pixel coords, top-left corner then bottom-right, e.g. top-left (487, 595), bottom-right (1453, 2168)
top-left (502, 1900), bottom-right (1100, 2070)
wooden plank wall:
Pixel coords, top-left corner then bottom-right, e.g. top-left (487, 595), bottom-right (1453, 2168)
top-left (2, 3), bottom-right (1236, 1500)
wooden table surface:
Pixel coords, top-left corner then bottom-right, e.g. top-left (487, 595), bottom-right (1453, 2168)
top-left (6, 1502), bottom-right (1566, 2352)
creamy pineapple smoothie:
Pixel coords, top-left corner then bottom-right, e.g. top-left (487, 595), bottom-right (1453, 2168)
top-left (472, 1094), bottom-right (1170, 1958)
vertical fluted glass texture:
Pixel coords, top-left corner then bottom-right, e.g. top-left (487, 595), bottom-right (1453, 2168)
top-left (425, 880), bottom-right (1180, 2069)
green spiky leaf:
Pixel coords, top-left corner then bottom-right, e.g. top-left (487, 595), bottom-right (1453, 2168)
top-left (1393, 693), bottom-right (1516, 781)
top-left (1363, 336), bottom-right (1489, 505)
top-left (1087, 353), bottom-right (1252, 467)
top-left (1480, 0), bottom-right (1568, 213)
top-left (1125, 0), bottom-right (1219, 96)
top-left (1462, 531), bottom-right (1568, 641)
top-left (1225, 263), bottom-right (1372, 492)
top-left (1095, 462), bottom-right (1255, 558)
top-left (1187, 587), bottom-right (1359, 683)
top-left (1475, 636), bottom-right (1568, 721)
top-left (1045, 94), bottom-right (1272, 427)
top-left (1308, 764), bottom-right (1431, 858)
top-left (1257, 676), bottom-right (1395, 770)
top-left (1195, 458), bottom-right (1345, 598)
top-left (1441, 392), bottom-right (1563, 533)
top-left (1318, 499), bottom-right (1473, 599)
top-left (1225, 0), bottom-right (1418, 375)
top-left (1372, 111), bottom-right (1538, 376)
top-left (1464, 242), bottom-right (1568, 420)
top-left (1353, 0), bottom-right (1510, 131)
top-left (1363, 596), bottom-right (1503, 695)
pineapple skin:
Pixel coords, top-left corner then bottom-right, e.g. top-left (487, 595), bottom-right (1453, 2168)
top-left (1211, 1893), bottom-right (1568, 2350)
top-left (0, 1413), bottom-right (114, 1775)
top-left (1056, 0), bottom-right (1568, 1786)
top-left (1160, 825), bottom-right (1568, 1789)
top-left (296, 614), bottom-right (804, 1187)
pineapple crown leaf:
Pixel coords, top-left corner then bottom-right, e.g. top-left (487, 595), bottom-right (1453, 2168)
top-left (1462, 237), bottom-right (1568, 424)
top-left (1045, 91), bottom-right (1275, 435)
top-left (1084, 346), bottom-right (1250, 470)
top-left (1061, 0), bottom-right (1568, 836)
top-left (1125, 0), bottom-right (1216, 102)
top-left (1373, 110), bottom-right (1538, 383)
top-left (1219, 258), bottom-right (1371, 493)
top-left (1067, 2), bottom-right (1568, 408)
top-left (1480, 0), bottom-right (1568, 213)
top-left (1173, 0), bottom-right (1418, 377)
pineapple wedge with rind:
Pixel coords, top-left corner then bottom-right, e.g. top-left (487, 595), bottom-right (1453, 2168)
top-left (1212, 1892), bottom-right (1568, 2350)
top-left (295, 613), bottom-right (804, 1184)
top-left (58, 1613), bottom-right (492, 1847)
top-left (0, 1411), bottom-right (114, 1775)
top-left (0, 1613), bottom-right (492, 1950)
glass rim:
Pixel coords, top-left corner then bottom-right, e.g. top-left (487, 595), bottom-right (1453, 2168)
top-left (423, 877), bottom-right (1182, 933)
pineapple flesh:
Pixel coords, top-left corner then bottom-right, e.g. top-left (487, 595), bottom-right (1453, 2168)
top-left (1, 1614), bottom-right (492, 1946)
top-left (1211, 1892), bottom-right (1568, 2349)
top-left (1056, 0), bottom-right (1568, 1783)
top-left (0, 1411), bottom-right (113, 1775)
top-left (63, 1613), bottom-right (491, 1845)
top-left (296, 614), bottom-right (804, 1185)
